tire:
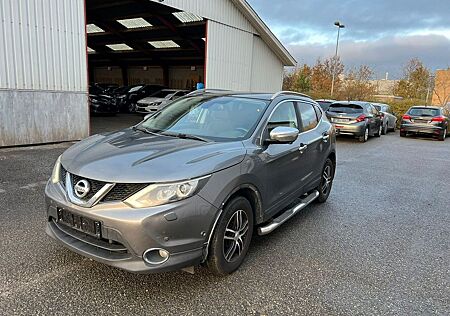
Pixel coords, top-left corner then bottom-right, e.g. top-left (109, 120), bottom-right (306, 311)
top-left (382, 122), bottom-right (388, 135)
top-left (438, 129), bottom-right (447, 141)
top-left (359, 126), bottom-right (369, 142)
top-left (375, 123), bottom-right (382, 137)
top-left (316, 158), bottom-right (335, 203)
top-left (207, 196), bottom-right (254, 276)
top-left (400, 131), bottom-right (406, 137)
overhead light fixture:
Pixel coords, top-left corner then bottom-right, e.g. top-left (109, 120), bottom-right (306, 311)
top-left (106, 43), bottom-right (133, 51)
top-left (86, 24), bottom-right (104, 34)
top-left (172, 11), bottom-right (203, 23)
top-left (117, 18), bottom-right (152, 29)
top-left (87, 46), bottom-right (95, 53)
top-left (148, 40), bottom-right (180, 49)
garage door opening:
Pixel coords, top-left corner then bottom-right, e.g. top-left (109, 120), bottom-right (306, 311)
top-left (86, 0), bottom-right (207, 134)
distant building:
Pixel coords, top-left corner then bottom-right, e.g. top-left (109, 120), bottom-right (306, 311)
top-left (432, 69), bottom-right (450, 106)
top-left (369, 78), bottom-right (401, 102)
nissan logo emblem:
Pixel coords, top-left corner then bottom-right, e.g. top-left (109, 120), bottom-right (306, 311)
top-left (74, 179), bottom-right (91, 198)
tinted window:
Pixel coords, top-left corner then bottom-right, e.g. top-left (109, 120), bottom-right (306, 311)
top-left (141, 96), bottom-right (268, 141)
top-left (316, 101), bottom-right (332, 111)
top-left (298, 102), bottom-right (318, 131)
top-left (267, 102), bottom-right (298, 132)
top-left (329, 103), bottom-right (364, 114)
top-left (314, 105), bottom-right (322, 120)
top-left (408, 108), bottom-right (440, 116)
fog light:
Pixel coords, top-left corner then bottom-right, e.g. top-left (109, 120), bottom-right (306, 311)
top-left (143, 248), bottom-right (170, 265)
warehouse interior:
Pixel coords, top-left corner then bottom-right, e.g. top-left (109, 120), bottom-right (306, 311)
top-left (86, 0), bottom-right (206, 90)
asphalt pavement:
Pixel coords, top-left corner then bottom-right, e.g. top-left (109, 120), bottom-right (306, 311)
top-left (0, 117), bottom-right (449, 315)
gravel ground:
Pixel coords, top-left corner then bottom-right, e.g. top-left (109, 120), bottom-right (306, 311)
top-left (0, 117), bottom-right (449, 315)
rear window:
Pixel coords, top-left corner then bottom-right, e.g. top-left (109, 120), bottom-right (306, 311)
top-left (408, 108), bottom-right (440, 117)
top-left (316, 101), bottom-right (332, 111)
top-left (328, 103), bottom-right (364, 114)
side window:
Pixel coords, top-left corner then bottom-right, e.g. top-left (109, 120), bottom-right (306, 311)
top-left (313, 105), bottom-right (322, 120)
top-left (267, 102), bottom-right (298, 133)
top-left (298, 102), bottom-right (318, 132)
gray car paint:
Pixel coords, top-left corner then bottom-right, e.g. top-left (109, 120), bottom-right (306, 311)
top-left (45, 92), bottom-right (336, 273)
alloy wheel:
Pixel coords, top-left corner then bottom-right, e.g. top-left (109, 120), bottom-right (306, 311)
top-left (223, 210), bottom-right (249, 263)
top-left (321, 165), bottom-right (332, 195)
top-left (365, 128), bottom-right (369, 141)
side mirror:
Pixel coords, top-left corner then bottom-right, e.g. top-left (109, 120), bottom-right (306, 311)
top-left (268, 126), bottom-right (299, 144)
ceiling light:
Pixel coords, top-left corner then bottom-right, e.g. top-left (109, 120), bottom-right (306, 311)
top-left (87, 46), bottom-right (95, 53)
top-left (148, 40), bottom-right (180, 48)
top-left (106, 43), bottom-right (133, 51)
top-left (172, 11), bottom-right (203, 23)
top-left (86, 24), bottom-right (104, 33)
top-left (117, 18), bottom-right (152, 29)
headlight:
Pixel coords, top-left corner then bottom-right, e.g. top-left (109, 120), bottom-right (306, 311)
top-left (51, 155), bottom-right (62, 184)
top-left (124, 175), bottom-right (210, 208)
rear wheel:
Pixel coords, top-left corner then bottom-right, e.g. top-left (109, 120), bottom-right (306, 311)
top-left (400, 131), bottom-right (406, 137)
top-left (438, 129), bottom-right (447, 141)
top-left (207, 196), bottom-right (253, 276)
top-left (375, 123), bottom-right (382, 137)
top-left (316, 158), bottom-right (335, 203)
top-left (359, 127), bottom-right (369, 142)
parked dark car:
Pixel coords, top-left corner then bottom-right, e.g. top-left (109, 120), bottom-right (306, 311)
top-left (372, 103), bottom-right (397, 134)
top-left (113, 84), bottom-right (145, 113)
top-left (315, 99), bottom-right (336, 111)
top-left (89, 85), bottom-right (119, 115)
top-left (326, 101), bottom-right (383, 142)
top-left (123, 84), bottom-right (167, 113)
top-left (400, 106), bottom-right (449, 141)
top-left (45, 90), bottom-right (336, 275)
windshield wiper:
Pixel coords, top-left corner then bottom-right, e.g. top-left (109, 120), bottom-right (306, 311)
top-left (161, 132), bottom-right (209, 142)
top-left (132, 126), bottom-right (161, 136)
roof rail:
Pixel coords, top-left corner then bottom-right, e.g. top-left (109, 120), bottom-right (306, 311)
top-left (270, 91), bottom-right (311, 100)
top-left (186, 89), bottom-right (231, 96)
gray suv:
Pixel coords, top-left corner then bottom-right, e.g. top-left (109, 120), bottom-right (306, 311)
top-left (45, 90), bottom-right (336, 275)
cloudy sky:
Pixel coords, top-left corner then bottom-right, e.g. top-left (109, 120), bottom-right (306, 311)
top-left (247, 0), bottom-right (450, 79)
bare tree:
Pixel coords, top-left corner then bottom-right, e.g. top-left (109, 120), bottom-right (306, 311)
top-left (340, 65), bottom-right (376, 101)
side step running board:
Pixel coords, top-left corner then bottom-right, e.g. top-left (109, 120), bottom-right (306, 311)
top-left (257, 190), bottom-right (319, 236)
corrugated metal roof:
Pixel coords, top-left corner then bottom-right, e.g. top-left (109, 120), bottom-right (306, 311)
top-left (172, 11), bottom-right (203, 23)
top-left (117, 17), bottom-right (153, 29)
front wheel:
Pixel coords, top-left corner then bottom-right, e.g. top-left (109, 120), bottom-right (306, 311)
top-left (316, 158), bottom-right (335, 203)
top-left (382, 122), bottom-right (388, 135)
top-left (375, 123), bottom-right (382, 137)
top-left (207, 197), bottom-right (254, 276)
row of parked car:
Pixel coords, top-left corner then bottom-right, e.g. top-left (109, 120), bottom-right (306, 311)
top-left (316, 99), bottom-right (449, 142)
top-left (89, 83), bottom-right (189, 115)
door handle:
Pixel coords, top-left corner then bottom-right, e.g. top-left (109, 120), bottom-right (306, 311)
top-left (322, 133), bottom-right (330, 142)
top-left (298, 144), bottom-right (308, 153)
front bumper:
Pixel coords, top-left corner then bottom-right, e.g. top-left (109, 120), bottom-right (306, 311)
top-left (332, 122), bottom-right (365, 136)
top-left (401, 123), bottom-right (444, 135)
top-left (45, 181), bottom-right (219, 273)
top-left (135, 104), bottom-right (158, 114)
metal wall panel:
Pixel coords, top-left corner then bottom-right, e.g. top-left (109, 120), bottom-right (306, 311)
top-left (0, 0), bottom-right (87, 92)
top-left (206, 21), bottom-right (253, 91)
top-left (155, 0), bottom-right (256, 34)
top-left (250, 36), bottom-right (283, 92)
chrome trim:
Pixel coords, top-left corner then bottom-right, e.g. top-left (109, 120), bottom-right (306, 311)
top-left (257, 190), bottom-right (319, 235)
top-left (65, 172), bottom-right (115, 208)
top-left (270, 91), bottom-right (311, 100)
top-left (143, 248), bottom-right (170, 265)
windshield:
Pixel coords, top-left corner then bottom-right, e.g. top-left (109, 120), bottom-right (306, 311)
top-left (408, 107), bottom-right (440, 117)
top-left (328, 103), bottom-right (364, 113)
top-left (140, 96), bottom-right (269, 141)
top-left (316, 101), bottom-right (332, 111)
top-left (153, 90), bottom-right (177, 98)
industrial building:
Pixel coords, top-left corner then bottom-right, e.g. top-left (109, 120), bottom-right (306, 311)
top-left (0, 0), bottom-right (295, 147)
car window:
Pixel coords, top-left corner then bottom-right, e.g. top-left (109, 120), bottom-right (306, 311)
top-left (141, 96), bottom-right (268, 141)
top-left (298, 102), bottom-right (318, 132)
top-left (329, 103), bottom-right (364, 114)
top-left (267, 102), bottom-right (298, 132)
top-left (313, 104), bottom-right (322, 120)
top-left (316, 101), bottom-right (332, 111)
top-left (408, 108), bottom-right (440, 116)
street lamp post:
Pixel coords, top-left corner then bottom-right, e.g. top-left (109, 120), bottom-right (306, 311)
top-left (330, 21), bottom-right (345, 97)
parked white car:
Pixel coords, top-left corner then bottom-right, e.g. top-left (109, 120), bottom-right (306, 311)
top-left (372, 103), bottom-right (398, 134)
top-left (136, 89), bottom-right (189, 114)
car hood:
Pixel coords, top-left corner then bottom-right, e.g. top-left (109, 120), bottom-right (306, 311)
top-left (138, 97), bottom-right (167, 105)
top-left (61, 128), bottom-right (246, 183)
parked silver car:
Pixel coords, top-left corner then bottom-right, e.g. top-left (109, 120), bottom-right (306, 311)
top-left (45, 90), bottom-right (336, 275)
top-left (372, 103), bottom-right (397, 134)
top-left (135, 89), bottom-right (189, 114)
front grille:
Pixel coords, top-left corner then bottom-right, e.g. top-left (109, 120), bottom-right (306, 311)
top-left (103, 183), bottom-right (148, 202)
top-left (63, 169), bottom-right (148, 203)
top-left (71, 174), bottom-right (106, 200)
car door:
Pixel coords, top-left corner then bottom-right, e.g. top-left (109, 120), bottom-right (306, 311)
top-left (368, 104), bottom-right (381, 133)
top-left (296, 101), bottom-right (328, 187)
top-left (259, 101), bottom-right (304, 210)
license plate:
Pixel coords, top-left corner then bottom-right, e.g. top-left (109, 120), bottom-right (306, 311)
top-left (57, 209), bottom-right (101, 238)
top-left (333, 118), bottom-right (348, 123)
